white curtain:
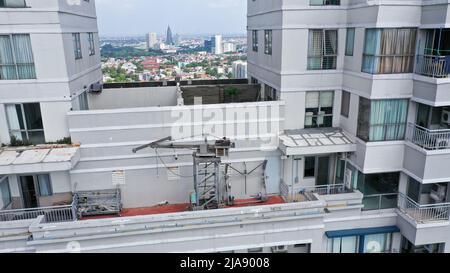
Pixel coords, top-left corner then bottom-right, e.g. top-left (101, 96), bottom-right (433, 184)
top-left (364, 234), bottom-right (389, 253)
top-left (12, 34), bottom-right (35, 79)
top-left (308, 30), bottom-right (323, 69)
top-left (37, 174), bottom-right (52, 197)
top-left (5, 104), bottom-right (22, 140)
top-left (0, 35), bottom-right (16, 80)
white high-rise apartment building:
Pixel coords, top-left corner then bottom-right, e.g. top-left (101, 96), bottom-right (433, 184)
top-left (223, 42), bottom-right (236, 53)
top-left (211, 34), bottom-right (223, 54)
top-left (146, 32), bottom-right (157, 50)
top-left (232, 60), bottom-right (247, 79)
top-left (1, 0), bottom-right (450, 254)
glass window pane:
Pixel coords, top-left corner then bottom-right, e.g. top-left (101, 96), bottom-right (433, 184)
top-left (364, 234), bottom-right (389, 253)
top-left (23, 103), bottom-right (43, 130)
top-left (341, 236), bottom-right (358, 253)
top-left (0, 177), bottom-right (12, 209)
top-left (341, 91), bottom-right (351, 117)
top-left (304, 157), bottom-right (316, 178)
top-left (37, 174), bottom-right (52, 197)
top-left (306, 92), bottom-right (320, 108)
top-left (345, 28), bottom-right (355, 56)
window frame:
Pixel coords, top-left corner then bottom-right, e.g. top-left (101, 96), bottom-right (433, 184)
top-left (0, 176), bottom-right (12, 210)
top-left (341, 90), bottom-right (351, 118)
top-left (0, 34), bottom-right (36, 80)
top-left (6, 103), bottom-right (45, 144)
top-left (305, 91), bottom-right (335, 128)
top-left (88, 32), bottom-right (95, 56)
top-left (252, 30), bottom-right (258, 52)
top-left (264, 30), bottom-right (272, 55)
top-left (72, 33), bottom-right (82, 60)
top-left (310, 0), bottom-right (340, 6)
top-left (0, 0), bottom-right (26, 8)
top-left (345, 28), bottom-right (355, 56)
top-left (307, 29), bottom-right (338, 70)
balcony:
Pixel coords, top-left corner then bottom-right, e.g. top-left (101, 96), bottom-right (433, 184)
top-left (398, 193), bottom-right (450, 224)
top-left (416, 55), bottom-right (450, 78)
top-left (0, 197), bottom-right (77, 223)
top-left (406, 123), bottom-right (450, 150)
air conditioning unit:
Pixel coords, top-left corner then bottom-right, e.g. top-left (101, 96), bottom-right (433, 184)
top-left (430, 184), bottom-right (447, 203)
top-left (442, 110), bottom-right (450, 125)
top-left (271, 245), bottom-right (288, 253)
top-left (89, 83), bottom-right (103, 93)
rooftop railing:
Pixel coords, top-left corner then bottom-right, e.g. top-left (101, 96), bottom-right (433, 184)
top-left (415, 55), bottom-right (450, 78)
top-left (0, 195), bottom-right (77, 223)
top-left (300, 183), bottom-right (350, 195)
top-left (406, 123), bottom-right (450, 150)
top-left (397, 193), bottom-right (450, 223)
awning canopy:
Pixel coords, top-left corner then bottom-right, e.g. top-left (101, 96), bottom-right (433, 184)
top-left (0, 146), bottom-right (80, 175)
top-left (279, 128), bottom-right (356, 156)
top-left (325, 226), bottom-right (400, 238)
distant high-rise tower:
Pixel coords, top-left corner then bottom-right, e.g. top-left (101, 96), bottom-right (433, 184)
top-left (166, 25), bottom-right (174, 45)
top-left (211, 34), bottom-right (223, 54)
top-left (146, 32), bottom-right (157, 50)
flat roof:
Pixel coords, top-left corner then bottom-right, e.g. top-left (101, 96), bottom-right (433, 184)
top-left (279, 128), bottom-right (357, 156)
top-left (0, 146), bottom-right (80, 175)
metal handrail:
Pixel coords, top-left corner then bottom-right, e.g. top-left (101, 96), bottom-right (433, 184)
top-left (406, 123), bottom-right (450, 150)
top-left (397, 193), bottom-right (450, 223)
top-left (415, 54), bottom-right (450, 78)
top-left (300, 184), bottom-right (349, 195)
top-left (0, 196), bottom-right (78, 223)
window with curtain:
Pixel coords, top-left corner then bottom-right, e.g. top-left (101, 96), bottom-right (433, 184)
top-left (252, 30), bottom-right (258, 52)
top-left (328, 236), bottom-right (359, 253)
top-left (72, 33), bottom-right (82, 60)
top-left (305, 91), bottom-right (334, 128)
top-left (362, 28), bottom-right (417, 74)
top-left (264, 30), bottom-right (272, 55)
top-left (357, 98), bottom-right (408, 142)
top-left (0, 176), bottom-right (12, 209)
top-left (308, 29), bottom-right (338, 70)
top-left (341, 90), bottom-right (350, 118)
top-left (364, 233), bottom-right (392, 253)
top-left (37, 174), bottom-right (53, 197)
top-left (6, 103), bottom-right (45, 144)
top-left (345, 28), bottom-right (355, 56)
top-left (0, 34), bottom-right (36, 80)
top-left (88, 32), bottom-right (95, 56)
top-left (0, 0), bottom-right (26, 8)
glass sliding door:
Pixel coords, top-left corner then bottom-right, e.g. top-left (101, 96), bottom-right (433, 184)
top-left (316, 156), bottom-right (330, 186)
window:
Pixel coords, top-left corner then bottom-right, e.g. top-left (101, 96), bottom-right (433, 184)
top-left (357, 98), bottom-right (408, 142)
top-left (328, 233), bottom-right (393, 253)
top-left (0, 0), bottom-right (26, 8)
top-left (0, 176), bottom-right (12, 209)
top-left (329, 236), bottom-right (359, 253)
top-left (72, 33), bottom-right (82, 60)
top-left (264, 30), bottom-right (272, 55)
top-left (37, 174), bottom-right (53, 197)
top-left (308, 29), bottom-right (338, 70)
top-left (0, 34), bottom-right (36, 80)
top-left (362, 28), bottom-right (417, 74)
top-left (78, 91), bottom-right (89, 110)
top-left (341, 90), bottom-right (350, 118)
top-left (305, 91), bottom-right (334, 128)
top-left (88, 32), bottom-right (95, 56)
top-left (304, 157), bottom-right (316, 178)
top-left (248, 247), bottom-right (263, 253)
top-left (345, 28), bottom-right (355, 56)
top-left (265, 84), bottom-right (278, 101)
top-left (310, 0), bottom-right (340, 5)
top-left (252, 30), bottom-right (258, 52)
top-left (6, 103), bottom-right (45, 144)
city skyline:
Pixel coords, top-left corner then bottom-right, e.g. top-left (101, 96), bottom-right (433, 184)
top-left (96, 0), bottom-right (247, 36)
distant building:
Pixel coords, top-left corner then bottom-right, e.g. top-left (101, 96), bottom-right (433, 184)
top-left (174, 33), bottom-right (180, 46)
top-left (166, 25), bottom-right (174, 45)
top-left (204, 39), bottom-right (212, 52)
top-left (223, 42), bottom-right (236, 53)
top-left (232, 60), bottom-right (247, 79)
top-left (146, 32), bottom-right (157, 50)
top-left (211, 34), bottom-right (223, 54)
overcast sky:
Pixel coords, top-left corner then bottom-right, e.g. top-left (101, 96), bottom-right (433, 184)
top-left (95, 0), bottom-right (247, 36)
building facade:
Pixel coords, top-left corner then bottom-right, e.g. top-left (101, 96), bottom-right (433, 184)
top-left (146, 32), bottom-right (157, 50)
top-left (0, 0), bottom-right (450, 254)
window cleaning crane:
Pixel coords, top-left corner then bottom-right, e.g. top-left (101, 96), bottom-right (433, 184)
top-left (132, 136), bottom-right (235, 210)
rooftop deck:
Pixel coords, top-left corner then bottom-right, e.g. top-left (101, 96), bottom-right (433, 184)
top-left (81, 196), bottom-right (285, 220)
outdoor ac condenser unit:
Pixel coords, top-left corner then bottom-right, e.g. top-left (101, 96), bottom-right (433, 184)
top-left (442, 110), bottom-right (450, 125)
top-left (89, 82), bottom-right (103, 93)
top-left (271, 245), bottom-right (289, 253)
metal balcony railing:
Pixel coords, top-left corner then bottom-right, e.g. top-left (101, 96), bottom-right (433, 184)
top-left (300, 183), bottom-right (350, 195)
top-left (398, 193), bottom-right (450, 223)
top-left (406, 123), bottom-right (450, 150)
top-left (0, 195), bottom-right (78, 223)
top-left (415, 55), bottom-right (450, 78)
